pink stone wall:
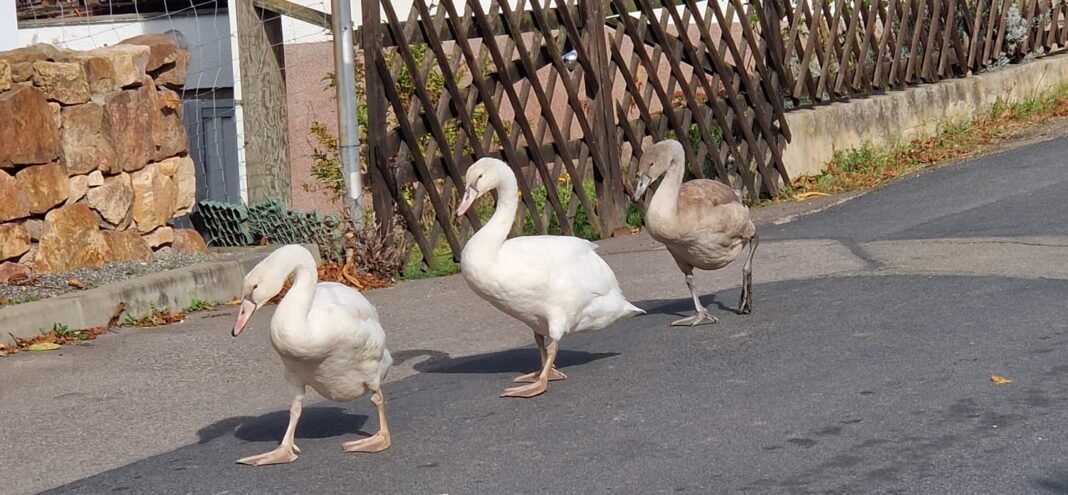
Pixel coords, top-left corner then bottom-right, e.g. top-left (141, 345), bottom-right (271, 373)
top-left (284, 41), bottom-right (343, 216)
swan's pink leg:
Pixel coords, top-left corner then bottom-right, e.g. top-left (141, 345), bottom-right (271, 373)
top-left (237, 393), bottom-right (303, 466)
top-left (514, 332), bottom-right (567, 383)
top-left (342, 389), bottom-right (391, 453)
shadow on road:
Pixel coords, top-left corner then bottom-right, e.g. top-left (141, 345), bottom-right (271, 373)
top-left (1033, 470), bottom-right (1068, 494)
top-left (196, 407), bottom-right (369, 445)
top-left (635, 293), bottom-right (742, 318)
top-left (410, 348), bottom-right (620, 374)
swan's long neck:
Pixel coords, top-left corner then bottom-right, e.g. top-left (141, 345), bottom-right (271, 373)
top-left (275, 256), bottom-right (318, 334)
top-left (648, 148), bottom-right (685, 221)
top-left (466, 171), bottom-right (519, 260)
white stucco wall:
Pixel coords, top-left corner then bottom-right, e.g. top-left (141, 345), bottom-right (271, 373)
top-left (0, 1), bottom-right (18, 50)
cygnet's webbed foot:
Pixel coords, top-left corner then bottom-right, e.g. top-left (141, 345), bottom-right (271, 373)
top-left (671, 309), bottom-right (719, 327)
top-left (500, 378), bottom-right (548, 398)
top-left (513, 367), bottom-right (567, 383)
top-left (342, 432), bottom-right (391, 453)
top-left (739, 281), bottom-right (752, 315)
top-left (236, 444), bottom-right (300, 466)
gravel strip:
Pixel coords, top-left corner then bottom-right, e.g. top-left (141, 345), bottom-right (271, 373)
top-left (0, 251), bottom-right (248, 306)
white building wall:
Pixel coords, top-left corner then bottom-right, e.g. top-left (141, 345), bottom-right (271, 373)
top-left (0, 1), bottom-right (18, 50)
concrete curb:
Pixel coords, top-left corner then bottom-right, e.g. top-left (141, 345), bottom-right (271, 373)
top-left (0, 244), bottom-right (320, 346)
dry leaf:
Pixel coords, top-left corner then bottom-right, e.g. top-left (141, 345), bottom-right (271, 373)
top-left (991, 375), bottom-right (1012, 385)
top-left (795, 191), bottom-right (830, 200)
top-left (25, 342), bottom-right (60, 351)
top-left (106, 302), bottom-right (126, 330)
top-left (67, 278), bottom-right (87, 290)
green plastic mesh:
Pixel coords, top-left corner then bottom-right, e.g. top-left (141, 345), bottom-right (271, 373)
top-left (191, 198), bottom-right (345, 262)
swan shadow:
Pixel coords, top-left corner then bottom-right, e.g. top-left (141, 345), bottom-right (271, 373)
top-left (635, 294), bottom-right (741, 318)
top-left (196, 406), bottom-right (369, 445)
top-left (412, 348), bottom-right (620, 374)
top-left (391, 349), bottom-right (452, 368)
top-left (1034, 469), bottom-right (1068, 493)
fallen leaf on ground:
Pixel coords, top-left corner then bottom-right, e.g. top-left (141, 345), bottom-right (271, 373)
top-left (25, 342), bottom-right (60, 351)
top-left (991, 375), bottom-right (1012, 385)
top-left (795, 191), bottom-right (830, 200)
top-left (228, 296), bottom-right (241, 305)
top-left (67, 278), bottom-right (88, 289)
top-left (106, 302), bottom-right (126, 330)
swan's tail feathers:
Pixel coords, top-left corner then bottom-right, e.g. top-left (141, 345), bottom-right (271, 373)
top-left (379, 349), bottom-right (394, 380)
top-left (623, 302), bottom-right (646, 317)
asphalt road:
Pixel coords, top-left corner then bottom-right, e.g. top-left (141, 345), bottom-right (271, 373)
top-left (30, 136), bottom-right (1068, 494)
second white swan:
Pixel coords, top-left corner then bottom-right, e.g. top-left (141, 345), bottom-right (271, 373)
top-left (456, 157), bottom-right (645, 398)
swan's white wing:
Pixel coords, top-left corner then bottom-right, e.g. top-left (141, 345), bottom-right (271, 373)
top-left (306, 282), bottom-right (386, 356)
top-left (499, 235), bottom-right (616, 292)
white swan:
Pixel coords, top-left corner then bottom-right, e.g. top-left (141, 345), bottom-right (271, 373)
top-left (632, 139), bottom-right (758, 326)
top-left (456, 157), bottom-right (645, 398)
top-left (231, 244), bottom-right (393, 466)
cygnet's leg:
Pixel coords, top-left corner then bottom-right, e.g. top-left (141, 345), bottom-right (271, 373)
top-left (502, 338), bottom-right (559, 398)
top-left (342, 388), bottom-right (391, 453)
top-left (739, 233), bottom-right (758, 314)
top-left (514, 332), bottom-right (567, 383)
top-left (672, 268), bottom-right (718, 326)
top-left (237, 387), bottom-right (304, 466)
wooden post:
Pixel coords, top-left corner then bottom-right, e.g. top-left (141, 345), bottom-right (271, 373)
top-left (361, 0), bottom-right (396, 238)
top-left (234, 0), bottom-right (292, 204)
top-left (583, 0), bottom-right (627, 236)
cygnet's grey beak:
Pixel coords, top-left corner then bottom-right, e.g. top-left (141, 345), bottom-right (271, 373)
top-left (632, 174), bottom-right (652, 202)
top-left (456, 187), bottom-right (478, 217)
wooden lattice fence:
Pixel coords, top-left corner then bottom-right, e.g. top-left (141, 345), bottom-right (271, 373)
top-left (773, 0), bottom-right (1068, 106)
top-left (359, 0), bottom-right (1068, 270)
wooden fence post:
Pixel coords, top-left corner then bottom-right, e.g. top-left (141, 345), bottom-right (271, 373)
top-left (361, 0), bottom-right (396, 239)
top-left (234, 0), bottom-right (292, 204)
top-left (583, 0), bottom-right (628, 236)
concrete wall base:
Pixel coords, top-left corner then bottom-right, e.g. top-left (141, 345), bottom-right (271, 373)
top-left (783, 53), bottom-right (1068, 178)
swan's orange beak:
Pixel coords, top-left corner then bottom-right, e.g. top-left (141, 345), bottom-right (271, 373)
top-left (232, 297), bottom-right (257, 337)
top-left (456, 187), bottom-right (477, 217)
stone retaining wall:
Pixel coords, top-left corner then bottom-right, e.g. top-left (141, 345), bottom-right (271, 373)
top-left (0, 37), bottom-right (207, 276)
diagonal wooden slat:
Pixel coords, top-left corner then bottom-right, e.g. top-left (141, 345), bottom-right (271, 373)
top-left (438, 0), bottom-right (548, 233)
top-left (833, 0), bottom-right (865, 95)
top-left (500, 0), bottom-right (603, 236)
top-left (466, 0), bottom-right (574, 235)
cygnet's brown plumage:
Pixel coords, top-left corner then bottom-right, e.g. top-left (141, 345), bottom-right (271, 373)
top-left (632, 139), bottom-right (758, 326)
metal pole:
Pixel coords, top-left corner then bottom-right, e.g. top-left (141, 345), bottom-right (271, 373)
top-left (332, 0), bottom-right (364, 229)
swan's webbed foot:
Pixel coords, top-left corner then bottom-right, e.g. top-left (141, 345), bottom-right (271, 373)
top-left (236, 444), bottom-right (300, 466)
top-left (671, 309), bottom-right (719, 326)
top-left (342, 432), bottom-right (391, 453)
top-left (513, 367), bottom-right (567, 383)
top-left (343, 389), bottom-right (391, 453)
top-left (501, 378), bottom-right (548, 398)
